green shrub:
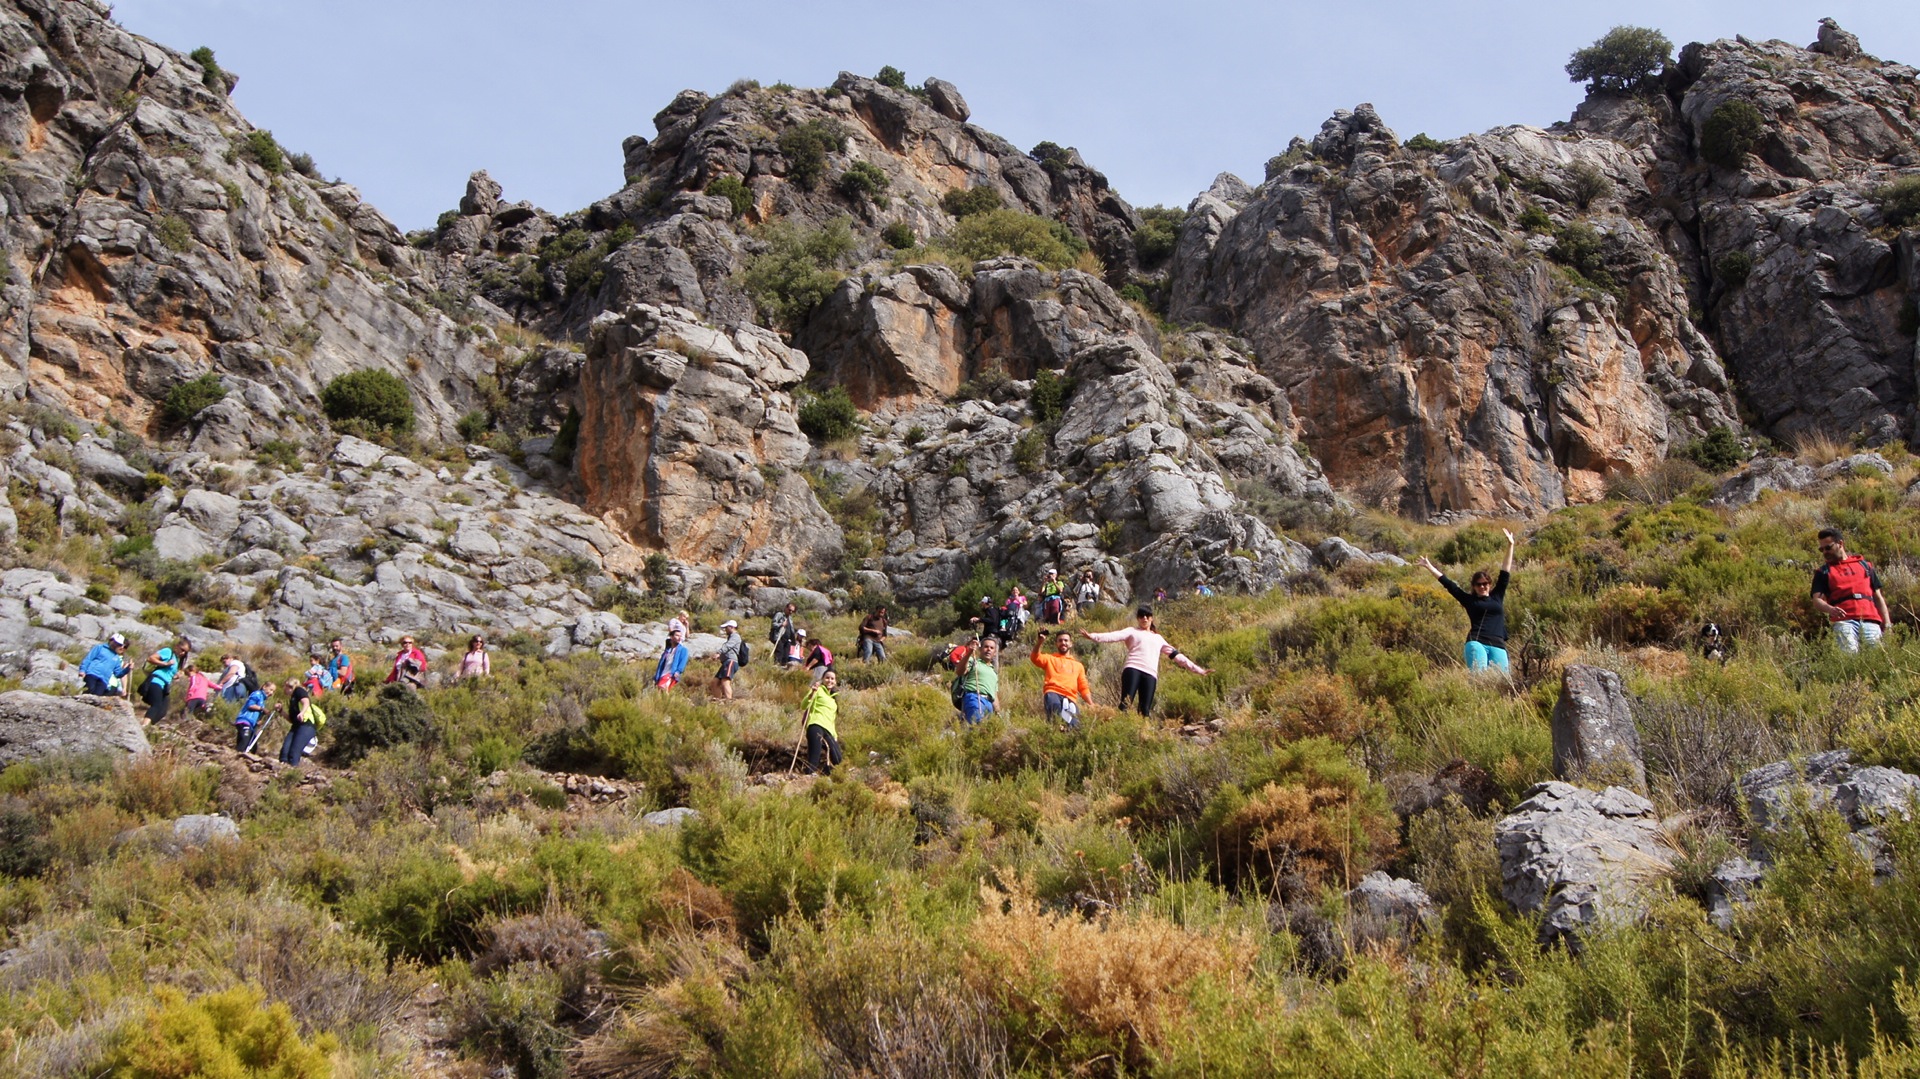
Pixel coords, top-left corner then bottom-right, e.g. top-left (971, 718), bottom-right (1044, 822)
top-left (707, 174), bottom-right (753, 217)
top-left (153, 214), bottom-right (193, 252)
top-left (1029, 368), bottom-right (1071, 424)
top-left (1565, 26), bottom-right (1672, 93)
top-left (797, 385), bottom-right (860, 442)
top-left (940, 209), bottom-right (1086, 270)
top-left (1678, 426), bottom-right (1747, 472)
top-left (838, 161), bottom-right (890, 203)
top-left (1012, 429), bottom-right (1046, 472)
top-left (1404, 133), bottom-right (1447, 154)
top-left (1432, 523), bottom-right (1507, 567)
top-left (1872, 175), bottom-right (1920, 228)
top-left (1569, 162), bottom-right (1612, 209)
top-left (101, 984), bottom-right (336, 1079)
top-left (777, 119), bottom-right (848, 191)
top-left (739, 218), bottom-right (857, 329)
top-left (330, 684), bottom-right (434, 765)
top-left (1701, 99), bottom-right (1766, 169)
top-left (1030, 141), bottom-right (1074, 174)
top-left (1716, 250), bottom-right (1753, 287)
top-left (1517, 204), bottom-right (1553, 233)
top-left (455, 410), bottom-right (490, 443)
top-left (1548, 220), bottom-right (1615, 290)
top-left (256, 438), bottom-right (303, 472)
top-left (238, 128), bottom-right (285, 174)
top-left (875, 65), bottom-right (908, 90)
top-left (881, 220), bottom-right (915, 249)
top-left (188, 46), bottom-right (224, 92)
top-left (585, 695), bottom-right (729, 803)
top-left (951, 558), bottom-right (1017, 628)
top-left (321, 368), bottom-right (415, 434)
top-left (551, 407), bottom-right (581, 467)
top-left (940, 186), bottom-right (1002, 218)
top-left (161, 372), bottom-right (226, 423)
top-left (1133, 205), bottom-right (1186, 264)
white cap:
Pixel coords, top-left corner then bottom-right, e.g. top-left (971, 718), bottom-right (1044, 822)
top-left (796, 628), bottom-right (808, 637)
top-left (109, 632), bottom-right (127, 646)
top-left (720, 619), bottom-right (738, 629)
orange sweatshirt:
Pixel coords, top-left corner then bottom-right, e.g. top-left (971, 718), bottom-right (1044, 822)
top-left (1030, 647), bottom-right (1092, 702)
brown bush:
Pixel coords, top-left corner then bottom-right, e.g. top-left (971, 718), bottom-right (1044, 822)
top-left (966, 878), bottom-right (1253, 1070)
top-left (1262, 672), bottom-right (1388, 747)
top-left (1594, 584), bottom-right (1691, 645)
top-left (642, 867), bottom-right (736, 937)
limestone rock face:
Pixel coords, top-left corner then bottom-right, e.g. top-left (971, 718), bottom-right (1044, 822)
top-left (1551, 665), bottom-right (1648, 792)
top-left (1171, 105), bottom-right (1740, 517)
top-left (0, 691), bottom-right (148, 766)
top-left (1496, 781), bottom-right (1676, 942)
top-left (0, 0), bottom-right (487, 442)
top-left (576, 304), bottom-right (841, 575)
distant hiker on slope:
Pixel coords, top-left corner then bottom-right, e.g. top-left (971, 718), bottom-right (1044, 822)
top-left (800, 669), bottom-right (843, 775)
top-left (1418, 528), bottom-right (1518, 674)
top-left (858, 606), bottom-right (890, 662)
top-left (714, 620), bottom-right (744, 700)
top-left (1039, 568), bottom-right (1067, 625)
top-left (1080, 606), bottom-right (1211, 717)
top-left (654, 628), bottom-right (689, 690)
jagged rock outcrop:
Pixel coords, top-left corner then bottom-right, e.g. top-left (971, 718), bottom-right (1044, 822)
top-left (1740, 749), bottom-right (1920, 866)
top-left (576, 303), bottom-right (841, 576)
top-left (0, 690), bottom-right (148, 765)
top-left (1171, 104), bottom-right (1741, 517)
top-left (1496, 781), bottom-right (1677, 942)
top-left (0, 0), bottom-right (489, 443)
top-left (1570, 23), bottom-right (1920, 446)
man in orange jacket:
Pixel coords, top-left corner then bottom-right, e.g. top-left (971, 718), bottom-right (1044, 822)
top-left (1031, 629), bottom-right (1093, 730)
top-left (1812, 527), bottom-right (1891, 653)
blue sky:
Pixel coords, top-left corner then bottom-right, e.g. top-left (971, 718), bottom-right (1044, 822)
top-left (112, 2), bottom-right (1920, 231)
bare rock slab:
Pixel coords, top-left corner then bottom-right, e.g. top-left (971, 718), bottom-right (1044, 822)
top-left (1551, 665), bottom-right (1647, 793)
top-left (0, 691), bottom-right (149, 767)
top-left (1496, 781), bottom-right (1675, 942)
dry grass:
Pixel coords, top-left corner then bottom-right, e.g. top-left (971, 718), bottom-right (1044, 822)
top-left (1791, 430), bottom-right (1852, 466)
top-left (965, 877), bottom-right (1254, 1067)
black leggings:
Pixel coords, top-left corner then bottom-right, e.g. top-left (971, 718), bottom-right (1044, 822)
top-left (1119, 668), bottom-right (1158, 716)
top-left (806, 725), bottom-right (843, 775)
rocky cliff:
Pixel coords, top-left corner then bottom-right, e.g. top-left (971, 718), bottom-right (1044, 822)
top-left (3, 3), bottom-right (1918, 628)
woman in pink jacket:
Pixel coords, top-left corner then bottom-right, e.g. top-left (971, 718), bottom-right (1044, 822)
top-left (1080, 606), bottom-right (1211, 717)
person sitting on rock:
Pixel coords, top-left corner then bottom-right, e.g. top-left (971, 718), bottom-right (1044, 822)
top-left (654, 628), bottom-right (690, 690)
top-left (326, 639), bottom-right (356, 695)
top-left (1074, 570), bottom-right (1102, 615)
top-left (386, 636), bottom-right (428, 688)
top-left (858, 606), bottom-right (890, 662)
top-left (1418, 528), bottom-right (1518, 674)
top-left (1031, 630), bottom-right (1093, 731)
top-left (235, 682), bottom-right (274, 754)
top-left (1080, 606), bottom-right (1211, 717)
top-left (1039, 569), bottom-right (1067, 625)
top-left (800, 669), bottom-right (843, 776)
top-left (79, 633), bottom-right (131, 697)
top-left (954, 632), bottom-right (1000, 726)
top-left (803, 632), bottom-right (834, 683)
top-left (714, 620), bottom-right (743, 700)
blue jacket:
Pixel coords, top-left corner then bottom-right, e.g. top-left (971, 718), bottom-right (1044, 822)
top-left (236, 689), bottom-right (268, 725)
top-left (654, 644), bottom-right (689, 683)
top-left (80, 643), bottom-right (131, 684)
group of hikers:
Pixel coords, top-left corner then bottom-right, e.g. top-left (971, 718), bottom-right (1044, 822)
top-left (76, 629), bottom-right (495, 766)
top-left (74, 525), bottom-right (1892, 780)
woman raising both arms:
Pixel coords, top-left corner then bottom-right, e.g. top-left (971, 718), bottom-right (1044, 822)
top-left (1418, 528), bottom-right (1518, 674)
top-left (1080, 605), bottom-right (1211, 717)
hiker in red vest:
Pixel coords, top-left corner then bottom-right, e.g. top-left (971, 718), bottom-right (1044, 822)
top-left (1812, 527), bottom-right (1891, 653)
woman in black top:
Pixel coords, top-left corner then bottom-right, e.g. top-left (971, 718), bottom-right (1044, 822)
top-left (1418, 529), bottom-right (1517, 674)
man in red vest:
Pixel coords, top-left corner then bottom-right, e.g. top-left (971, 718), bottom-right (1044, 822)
top-left (1812, 528), bottom-right (1890, 652)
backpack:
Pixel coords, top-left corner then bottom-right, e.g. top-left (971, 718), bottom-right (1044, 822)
top-left (239, 664), bottom-right (261, 695)
top-left (950, 671), bottom-right (967, 710)
top-left (304, 701), bottom-right (328, 729)
top-left (736, 640), bottom-right (751, 667)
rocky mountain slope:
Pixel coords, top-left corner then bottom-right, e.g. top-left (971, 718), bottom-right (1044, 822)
top-left (2, 1), bottom-right (1917, 630)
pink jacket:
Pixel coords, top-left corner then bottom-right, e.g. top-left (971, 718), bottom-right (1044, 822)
top-left (1084, 628), bottom-right (1205, 678)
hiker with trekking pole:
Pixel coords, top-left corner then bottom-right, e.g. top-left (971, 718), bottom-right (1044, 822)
top-left (789, 669), bottom-right (842, 776)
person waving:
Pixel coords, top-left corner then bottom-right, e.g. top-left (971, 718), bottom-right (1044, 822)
top-left (1418, 528), bottom-right (1518, 674)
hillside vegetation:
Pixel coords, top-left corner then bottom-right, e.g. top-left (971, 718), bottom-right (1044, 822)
top-left (9, 444), bottom-right (1920, 1076)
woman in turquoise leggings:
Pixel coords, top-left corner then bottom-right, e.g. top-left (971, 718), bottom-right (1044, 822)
top-left (1418, 529), bottom-right (1517, 674)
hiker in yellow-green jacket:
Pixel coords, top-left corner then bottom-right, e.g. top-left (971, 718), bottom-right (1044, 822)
top-left (801, 669), bottom-right (842, 776)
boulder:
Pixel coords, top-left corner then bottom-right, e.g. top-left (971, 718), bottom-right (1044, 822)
top-left (1706, 857), bottom-right (1765, 930)
top-left (1550, 665), bottom-right (1647, 793)
top-left (1346, 872), bottom-right (1435, 928)
top-left (175, 489), bottom-right (244, 540)
top-left (1495, 781), bottom-right (1675, 942)
top-left (1711, 457), bottom-right (1816, 508)
top-left (922, 77), bottom-right (970, 123)
top-left (330, 437), bottom-right (387, 469)
top-left (643, 807), bottom-right (699, 827)
top-left (1810, 17), bottom-right (1864, 60)
top-left (151, 522), bottom-right (214, 562)
top-left (1740, 750), bottom-right (1920, 863)
top-left (116, 813), bottom-right (240, 856)
top-left (460, 170), bottom-right (504, 217)
top-left (0, 691), bottom-right (149, 766)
